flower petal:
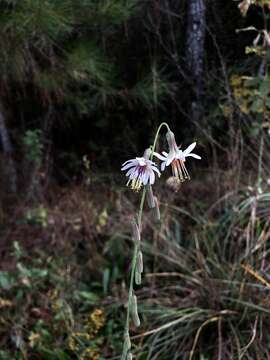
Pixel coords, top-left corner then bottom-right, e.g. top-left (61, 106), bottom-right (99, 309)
top-left (183, 142), bottom-right (196, 156)
top-left (153, 152), bottom-right (166, 161)
top-left (185, 153), bottom-right (201, 159)
top-left (161, 162), bottom-right (166, 171)
top-left (152, 166), bottom-right (161, 176)
top-left (147, 160), bottom-right (158, 167)
top-left (166, 153), bottom-right (174, 166)
top-left (121, 162), bottom-right (137, 171)
top-left (126, 167), bottom-right (137, 177)
top-left (122, 158), bottom-right (136, 167)
top-left (142, 171), bottom-right (150, 185)
top-left (149, 170), bottom-right (155, 184)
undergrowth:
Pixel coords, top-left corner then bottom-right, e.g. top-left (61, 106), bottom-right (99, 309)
top-left (1, 127), bottom-right (270, 359)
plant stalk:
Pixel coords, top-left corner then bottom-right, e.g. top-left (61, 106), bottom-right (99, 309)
top-left (122, 122), bottom-right (170, 358)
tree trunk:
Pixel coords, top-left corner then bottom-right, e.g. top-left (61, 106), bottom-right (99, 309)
top-left (0, 105), bottom-right (17, 193)
top-left (186, 0), bottom-right (206, 123)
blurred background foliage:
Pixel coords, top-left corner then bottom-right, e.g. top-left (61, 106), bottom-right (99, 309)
top-left (0, 0), bottom-right (270, 359)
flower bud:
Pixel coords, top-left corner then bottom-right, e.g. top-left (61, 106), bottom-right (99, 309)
top-left (135, 271), bottom-right (142, 285)
top-left (131, 219), bottom-right (140, 244)
top-left (136, 251), bottom-right (143, 274)
top-left (154, 196), bottom-right (160, 221)
top-left (146, 185), bottom-right (155, 208)
top-left (121, 332), bottom-right (131, 360)
top-left (131, 294), bottom-right (140, 327)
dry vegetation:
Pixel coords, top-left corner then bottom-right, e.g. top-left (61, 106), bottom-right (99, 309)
top-left (1, 126), bottom-right (270, 359)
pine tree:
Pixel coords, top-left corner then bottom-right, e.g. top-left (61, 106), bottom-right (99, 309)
top-left (0, 0), bottom-right (172, 192)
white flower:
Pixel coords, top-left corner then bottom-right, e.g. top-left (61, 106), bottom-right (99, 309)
top-left (154, 131), bottom-right (201, 182)
top-left (121, 149), bottom-right (161, 191)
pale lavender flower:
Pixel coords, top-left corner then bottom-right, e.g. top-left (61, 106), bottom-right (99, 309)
top-left (121, 150), bottom-right (160, 191)
top-left (154, 131), bottom-right (201, 182)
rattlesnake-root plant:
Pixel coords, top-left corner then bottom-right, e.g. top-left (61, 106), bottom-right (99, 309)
top-left (120, 123), bottom-right (201, 359)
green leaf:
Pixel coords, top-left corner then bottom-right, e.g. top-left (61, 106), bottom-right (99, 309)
top-left (103, 268), bottom-right (110, 294)
top-left (244, 77), bottom-right (261, 87)
top-left (74, 290), bottom-right (100, 304)
top-left (259, 78), bottom-right (270, 96)
top-left (250, 98), bottom-right (264, 113)
top-left (38, 347), bottom-right (69, 360)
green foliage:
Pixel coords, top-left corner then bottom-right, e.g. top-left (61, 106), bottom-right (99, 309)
top-left (0, 0), bottom-right (73, 82)
top-left (0, 241), bottom-right (114, 359)
top-left (0, 0), bottom-right (174, 166)
top-left (22, 129), bottom-right (43, 166)
top-left (67, 40), bottom-right (114, 86)
top-left (130, 66), bottom-right (176, 109)
top-left (95, 0), bottom-right (140, 29)
top-left (0, 0), bottom-right (157, 112)
top-left (224, 74), bottom-right (270, 137)
top-left (24, 206), bottom-right (48, 228)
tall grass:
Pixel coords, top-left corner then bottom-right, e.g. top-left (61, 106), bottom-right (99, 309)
top-left (118, 129), bottom-right (270, 359)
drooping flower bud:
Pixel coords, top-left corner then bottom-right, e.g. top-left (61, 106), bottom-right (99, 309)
top-left (146, 185), bottom-right (155, 208)
top-left (135, 250), bottom-right (143, 285)
top-left (136, 251), bottom-right (143, 274)
top-left (131, 294), bottom-right (140, 327)
top-left (131, 219), bottom-right (140, 244)
top-left (135, 271), bottom-right (142, 285)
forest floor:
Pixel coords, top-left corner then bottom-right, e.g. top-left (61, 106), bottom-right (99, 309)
top-left (0, 161), bottom-right (270, 359)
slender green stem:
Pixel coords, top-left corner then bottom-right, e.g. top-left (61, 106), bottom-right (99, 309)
top-left (124, 188), bottom-right (146, 332)
top-left (150, 122), bottom-right (170, 161)
top-left (122, 122), bottom-right (170, 358)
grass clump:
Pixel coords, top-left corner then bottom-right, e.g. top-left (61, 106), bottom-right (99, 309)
top-left (131, 179), bottom-right (270, 359)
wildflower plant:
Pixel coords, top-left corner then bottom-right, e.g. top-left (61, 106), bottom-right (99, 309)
top-left (120, 123), bottom-right (201, 359)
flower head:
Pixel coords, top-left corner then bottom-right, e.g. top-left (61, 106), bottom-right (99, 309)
top-left (154, 131), bottom-right (201, 182)
top-left (121, 148), bottom-right (160, 191)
